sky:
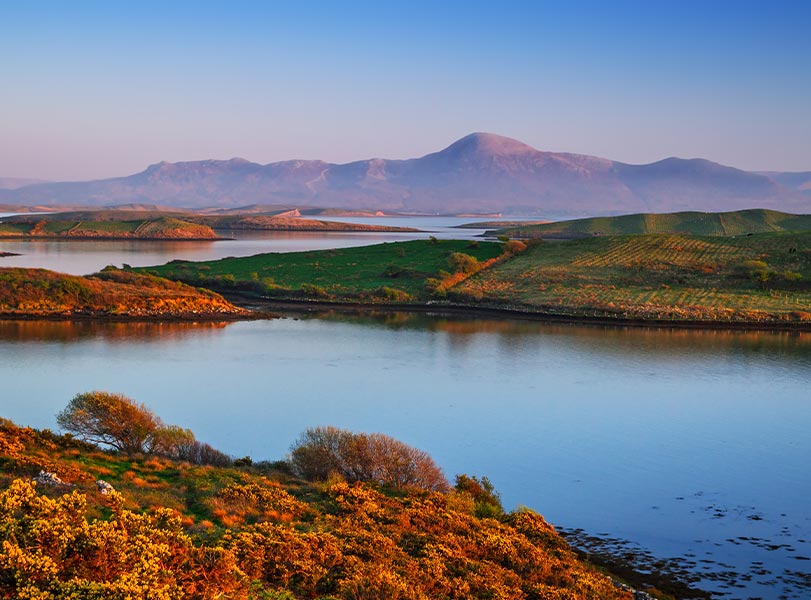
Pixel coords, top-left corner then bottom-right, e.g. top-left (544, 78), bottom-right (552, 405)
top-left (2, 0), bottom-right (810, 180)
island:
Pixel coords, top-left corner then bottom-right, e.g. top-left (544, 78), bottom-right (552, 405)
top-left (0, 215), bottom-right (221, 240)
top-left (0, 210), bottom-right (418, 239)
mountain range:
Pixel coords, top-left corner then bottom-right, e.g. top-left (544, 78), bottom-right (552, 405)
top-left (2, 133), bottom-right (809, 216)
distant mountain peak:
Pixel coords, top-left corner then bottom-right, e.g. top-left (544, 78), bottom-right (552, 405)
top-left (438, 132), bottom-right (539, 158)
top-left (0, 133), bottom-right (806, 215)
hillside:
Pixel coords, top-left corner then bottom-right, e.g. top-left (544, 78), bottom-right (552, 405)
top-left (454, 231), bottom-right (811, 323)
top-left (0, 215), bottom-right (220, 239)
top-left (490, 209), bottom-right (811, 239)
top-left (0, 268), bottom-right (245, 318)
top-left (0, 417), bottom-right (636, 599)
top-left (1, 133), bottom-right (808, 216)
top-left (141, 234), bottom-right (811, 325)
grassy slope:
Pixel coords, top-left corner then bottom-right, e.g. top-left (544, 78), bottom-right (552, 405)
top-left (455, 231), bottom-right (811, 322)
top-left (0, 268), bottom-right (244, 317)
top-left (140, 239), bottom-right (504, 300)
top-left (493, 209), bottom-right (811, 239)
top-left (0, 216), bottom-right (219, 239)
top-left (0, 419), bottom-right (632, 600)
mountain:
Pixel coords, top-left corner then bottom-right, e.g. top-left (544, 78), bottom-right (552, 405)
top-left (0, 177), bottom-right (49, 190)
top-left (758, 171), bottom-right (811, 195)
top-left (1, 133), bottom-right (807, 216)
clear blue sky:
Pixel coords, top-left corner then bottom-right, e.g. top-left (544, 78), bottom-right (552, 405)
top-left (2, 0), bottom-right (810, 180)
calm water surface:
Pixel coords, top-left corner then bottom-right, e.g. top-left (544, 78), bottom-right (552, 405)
top-left (0, 215), bottom-right (503, 275)
top-left (0, 315), bottom-right (809, 599)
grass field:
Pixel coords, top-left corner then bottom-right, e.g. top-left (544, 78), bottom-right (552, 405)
top-left (492, 209), bottom-right (811, 239)
top-left (455, 231), bottom-right (811, 322)
top-left (140, 239), bottom-right (505, 301)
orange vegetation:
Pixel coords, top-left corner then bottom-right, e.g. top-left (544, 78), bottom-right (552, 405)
top-left (0, 267), bottom-right (245, 318)
top-left (0, 419), bottom-right (631, 600)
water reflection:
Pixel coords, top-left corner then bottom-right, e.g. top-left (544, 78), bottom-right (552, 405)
top-left (1, 313), bottom-right (809, 598)
top-left (0, 319), bottom-right (232, 343)
top-left (286, 309), bottom-right (811, 367)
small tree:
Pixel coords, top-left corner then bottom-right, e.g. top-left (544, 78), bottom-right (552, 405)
top-left (448, 252), bottom-right (479, 274)
top-left (56, 391), bottom-right (231, 465)
top-left (57, 391), bottom-right (162, 454)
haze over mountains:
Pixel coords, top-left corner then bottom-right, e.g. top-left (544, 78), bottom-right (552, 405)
top-left (2, 133), bottom-right (809, 216)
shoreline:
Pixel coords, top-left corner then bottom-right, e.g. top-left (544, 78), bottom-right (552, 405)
top-left (3, 291), bottom-right (811, 332)
top-left (0, 234), bottom-right (231, 241)
top-left (223, 292), bottom-right (811, 332)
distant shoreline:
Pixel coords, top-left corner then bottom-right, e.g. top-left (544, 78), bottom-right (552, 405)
top-left (0, 234), bottom-right (229, 241)
top-left (7, 295), bottom-right (811, 331)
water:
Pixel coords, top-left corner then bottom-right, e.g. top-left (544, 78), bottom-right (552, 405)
top-left (0, 216), bottom-right (496, 275)
top-left (1, 314), bottom-right (809, 598)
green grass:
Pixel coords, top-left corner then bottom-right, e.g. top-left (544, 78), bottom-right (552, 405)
top-left (140, 239), bottom-right (504, 300)
top-left (493, 209), bottom-right (811, 239)
top-left (0, 222), bottom-right (31, 235)
top-left (455, 231), bottom-right (811, 322)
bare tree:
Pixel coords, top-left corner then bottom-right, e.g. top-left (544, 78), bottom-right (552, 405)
top-left (290, 426), bottom-right (449, 492)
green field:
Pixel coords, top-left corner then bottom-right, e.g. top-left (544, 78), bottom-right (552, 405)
top-left (492, 209), bottom-right (811, 239)
top-left (140, 239), bottom-right (504, 300)
top-left (455, 231), bottom-right (811, 322)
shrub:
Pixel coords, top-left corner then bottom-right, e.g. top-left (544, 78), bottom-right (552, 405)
top-left (448, 252), bottom-right (479, 274)
top-left (739, 260), bottom-right (771, 286)
top-left (782, 270), bottom-right (802, 283)
top-left (290, 426), bottom-right (449, 492)
top-left (299, 283), bottom-right (330, 298)
top-left (373, 287), bottom-right (412, 302)
top-left (455, 474), bottom-right (504, 518)
top-left (424, 278), bottom-right (443, 293)
top-left (503, 239), bottom-right (527, 254)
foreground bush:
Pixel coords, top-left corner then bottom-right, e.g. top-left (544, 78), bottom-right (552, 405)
top-left (290, 426), bottom-right (450, 491)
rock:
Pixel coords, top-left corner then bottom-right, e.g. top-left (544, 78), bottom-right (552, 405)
top-left (33, 470), bottom-right (70, 487)
top-left (96, 480), bottom-right (115, 495)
